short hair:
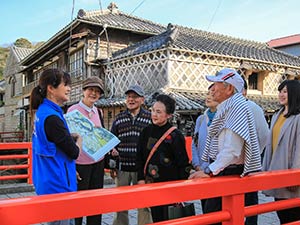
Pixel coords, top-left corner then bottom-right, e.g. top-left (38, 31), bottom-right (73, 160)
top-left (278, 80), bottom-right (300, 117)
top-left (155, 94), bottom-right (176, 114)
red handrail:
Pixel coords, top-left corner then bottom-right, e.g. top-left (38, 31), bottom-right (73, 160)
top-left (0, 139), bottom-right (191, 185)
top-left (0, 169), bottom-right (300, 225)
top-left (0, 142), bottom-right (32, 184)
top-left (0, 131), bottom-right (24, 142)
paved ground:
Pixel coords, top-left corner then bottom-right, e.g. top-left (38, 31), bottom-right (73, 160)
top-left (0, 182), bottom-right (280, 225)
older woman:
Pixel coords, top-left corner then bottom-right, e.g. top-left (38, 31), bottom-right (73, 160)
top-left (136, 94), bottom-right (190, 222)
top-left (67, 76), bottom-right (105, 225)
top-left (263, 79), bottom-right (300, 224)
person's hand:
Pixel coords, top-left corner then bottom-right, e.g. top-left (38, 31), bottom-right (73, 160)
top-left (71, 133), bottom-right (79, 141)
top-left (188, 170), bottom-right (210, 179)
top-left (110, 169), bottom-right (117, 179)
top-left (137, 180), bottom-right (146, 185)
top-left (76, 171), bottom-right (82, 181)
top-left (194, 166), bottom-right (201, 171)
top-left (74, 134), bottom-right (83, 152)
top-left (111, 148), bottom-right (119, 157)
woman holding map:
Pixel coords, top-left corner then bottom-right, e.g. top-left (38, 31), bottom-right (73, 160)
top-left (30, 68), bottom-right (82, 225)
top-left (67, 76), bottom-right (105, 225)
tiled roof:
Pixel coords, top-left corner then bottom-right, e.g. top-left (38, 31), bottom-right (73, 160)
top-left (268, 34), bottom-right (300, 47)
top-left (96, 89), bottom-right (278, 113)
top-left (175, 90), bottom-right (279, 113)
top-left (12, 46), bottom-right (34, 62)
top-left (112, 25), bottom-right (300, 70)
top-left (96, 89), bottom-right (204, 111)
top-left (247, 95), bottom-right (280, 112)
top-left (77, 4), bottom-right (165, 35)
top-left (21, 4), bottom-right (166, 66)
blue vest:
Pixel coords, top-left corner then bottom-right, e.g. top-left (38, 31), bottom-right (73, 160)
top-left (32, 99), bottom-right (77, 195)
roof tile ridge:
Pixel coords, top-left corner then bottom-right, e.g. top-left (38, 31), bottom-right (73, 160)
top-left (267, 45), bottom-right (300, 60)
top-left (117, 11), bottom-right (166, 28)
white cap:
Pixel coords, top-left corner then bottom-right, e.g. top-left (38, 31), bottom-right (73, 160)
top-left (206, 68), bottom-right (244, 93)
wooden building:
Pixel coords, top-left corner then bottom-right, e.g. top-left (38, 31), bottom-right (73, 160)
top-left (19, 3), bottom-right (165, 140)
top-left (2, 45), bottom-right (33, 137)
top-left (0, 79), bottom-right (5, 131)
top-left (12, 3), bottom-right (300, 138)
top-left (98, 24), bottom-right (300, 134)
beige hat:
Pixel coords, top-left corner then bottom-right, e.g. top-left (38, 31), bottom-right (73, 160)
top-left (82, 76), bottom-right (104, 94)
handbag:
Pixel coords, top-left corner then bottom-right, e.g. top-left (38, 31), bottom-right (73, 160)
top-left (168, 202), bottom-right (195, 220)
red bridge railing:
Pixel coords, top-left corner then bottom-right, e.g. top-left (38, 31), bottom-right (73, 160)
top-left (0, 169), bottom-right (300, 225)
top-left (0, 138), bottom-right (192, 185)
top-left (0, 142), bottom-right (32, 184)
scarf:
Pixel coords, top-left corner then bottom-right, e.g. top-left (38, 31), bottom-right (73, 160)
top-left (202, 93), bottom-right (261, 177)
top-left (206, 109), bottom-right (216, 127)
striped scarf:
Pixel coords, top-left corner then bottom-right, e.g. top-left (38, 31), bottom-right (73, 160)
top-left (201, 93), bottom-right (261, 177)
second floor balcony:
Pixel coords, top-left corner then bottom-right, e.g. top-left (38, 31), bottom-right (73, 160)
top-left (23, 80), bottom-right (38, 97)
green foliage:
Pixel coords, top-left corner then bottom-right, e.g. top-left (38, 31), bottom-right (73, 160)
top-left (0, 38), bottom-right (42, 79)
top-left (14, 38), bottom-right (33, 48)
top-left (0, 47), bottom-right (9, 79)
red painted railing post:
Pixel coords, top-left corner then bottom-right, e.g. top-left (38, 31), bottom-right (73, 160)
top-left (185, 136), bottom-right (192, 163)
top-left (28, 143), bottom-right (33, 184)
top-left (0, 142), bottom-right (32, 183)
top-left (222, 194), bottom-right (245, 225)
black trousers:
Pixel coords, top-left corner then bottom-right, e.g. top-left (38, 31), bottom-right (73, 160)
top-left (203, 165), bottom-right (258, 225)
top-left (275, 198), bottom-right (300, 224)
top-left (75, 160), bottom-right (104, 225)
top-left (151, 204), bottom-right (171, 223)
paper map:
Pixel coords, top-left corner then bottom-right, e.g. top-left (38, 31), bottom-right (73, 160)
top-left (65, 110), bottom-right (120, 161)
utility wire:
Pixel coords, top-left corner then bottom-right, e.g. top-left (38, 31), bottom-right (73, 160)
top-left (98, 0), bottom-right (103, 13)
top-left (68, 0), bottom-right (76, 73)
top-left (71, 0), bottom-right (75, 21)
top-left (207, 0), bottom-right (222, 31)
top-left (130, 0), bottom-right (147, 15)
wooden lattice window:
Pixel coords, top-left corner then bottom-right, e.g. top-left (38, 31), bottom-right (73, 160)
top-left (69, 48), bottom-right (83, 77)
top-left (248, 73), bottom-right (258, 90)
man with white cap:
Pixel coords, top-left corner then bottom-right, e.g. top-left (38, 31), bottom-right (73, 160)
top-left (189, 68), bottom-right (261, 225)
top-left (111, 84), bottom-right (153, 225)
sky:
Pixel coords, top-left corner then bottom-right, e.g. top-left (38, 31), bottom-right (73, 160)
top-left (1, 0), bottom-right (300, 47)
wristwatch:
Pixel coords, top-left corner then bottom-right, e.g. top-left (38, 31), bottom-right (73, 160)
top-left (204, 166), bottom-right (214, 177)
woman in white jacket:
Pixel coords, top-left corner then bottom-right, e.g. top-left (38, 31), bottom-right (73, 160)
top-left (263, 79), bottom-right (300, 224)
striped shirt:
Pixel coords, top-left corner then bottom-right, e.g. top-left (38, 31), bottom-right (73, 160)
top-left (202, 93), bottom-right (261, 176)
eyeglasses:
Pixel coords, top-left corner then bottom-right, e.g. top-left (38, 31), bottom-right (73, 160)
top-left (126, 94), bottom-right (141, 99)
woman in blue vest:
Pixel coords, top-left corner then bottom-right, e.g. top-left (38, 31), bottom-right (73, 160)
top-left (30, 68), bottom-right (82, 225)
